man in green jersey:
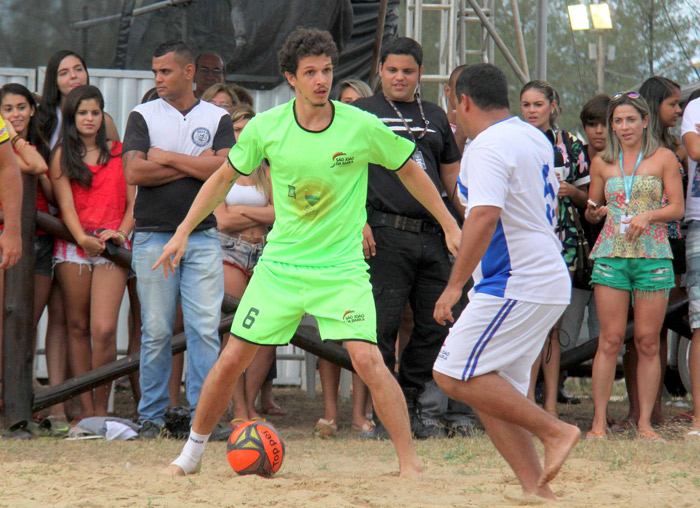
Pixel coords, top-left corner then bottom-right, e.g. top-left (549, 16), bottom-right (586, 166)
top-left (156, 28), bottom-right (460, 480)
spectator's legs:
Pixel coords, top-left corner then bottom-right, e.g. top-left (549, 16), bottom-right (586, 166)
top-left (89, 264), bottom-right (128, 416)
top-left (690, 329), bottom-right (700, 433)
top-left (590, 285), bottom-right (630, 433)
top-left (368, 227), bottom-right (417, 376)
top-left (45, 281), bottom-right (70, 420)
top-left (318, 358), bottom-right (340, 424)
top-left (56, 262), bottom-right (95, 418)
top-left (541, 326), bottom-right (561, 416)
top-left (400, 233), bottom-right (455, 429)
top-left (178, 229), bottom-right (223, 418)
top-left (243, 346), bottom-right (275, 419)
top-left (133, 232), bottom-right (179, 426)
top-left (632, 291), bottom-right (667, 435)
top-left (351, 372), bottom-right (373, 429)
top-left (169, 304), bottom-right (185, 406)
top-left (127, 277), bottom-right (141, 406)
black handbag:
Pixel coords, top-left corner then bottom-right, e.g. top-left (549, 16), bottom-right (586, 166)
top-left (571, 206), bottom-right (593, 290)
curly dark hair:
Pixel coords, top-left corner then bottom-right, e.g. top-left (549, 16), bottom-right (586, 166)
top-left (277, 28), bottom-right (338, 76)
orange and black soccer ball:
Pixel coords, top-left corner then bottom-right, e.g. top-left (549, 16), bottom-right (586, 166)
top-left (226, 421), bottom-right (285, 477)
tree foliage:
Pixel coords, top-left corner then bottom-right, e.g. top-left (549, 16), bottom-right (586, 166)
top-left (409, 0), bottom-right (700, 134)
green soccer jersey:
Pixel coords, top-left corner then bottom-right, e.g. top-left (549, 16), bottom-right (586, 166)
top-left (227, 100), bottom-right (415, 266)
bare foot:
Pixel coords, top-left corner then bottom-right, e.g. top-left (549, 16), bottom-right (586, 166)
top-left (538, 422), bottom-right (580, 487)
top-left (398, 458), bottom-right (423, 481)
top-left (161, 464), bottom-right (186, 476)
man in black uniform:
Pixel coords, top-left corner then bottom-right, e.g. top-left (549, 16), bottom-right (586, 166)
top-left (354, 37), bottom-right (465, 438)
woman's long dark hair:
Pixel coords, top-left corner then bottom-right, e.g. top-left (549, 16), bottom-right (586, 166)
top-left (639, 75), bottom-right (681, 152)
top-left (0, 83), bottom-right (49, 161)
top-left (37, 50), bottom-right (89, 142)
top-left (59, 85), bottom-right (110, 189)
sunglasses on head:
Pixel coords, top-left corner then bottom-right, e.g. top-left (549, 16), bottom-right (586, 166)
top-left (611, 91), bottom-right (640, 100)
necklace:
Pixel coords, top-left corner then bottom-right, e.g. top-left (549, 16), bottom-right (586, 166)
top-left (618, 150), bottom-right (643, 206)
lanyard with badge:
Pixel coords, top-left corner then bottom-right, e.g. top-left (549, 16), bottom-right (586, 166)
top-left (618, 151), bottom-right (642, 235)
top-left (383, 92), bottom-right (430, 171)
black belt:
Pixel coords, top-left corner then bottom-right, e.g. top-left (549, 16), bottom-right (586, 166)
top-left (368, 211), bottom-right (441, 234)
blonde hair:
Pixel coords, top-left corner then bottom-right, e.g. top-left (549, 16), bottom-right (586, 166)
top-left (201, 83), bottom-right (238, 106)
top-left (600, 92), bottom-right (659, 164)
top-left (230, 104), bottom-right (271, 202)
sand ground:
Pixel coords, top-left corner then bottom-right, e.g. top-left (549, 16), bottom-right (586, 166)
top-left (1, 384), bottom-right (698, 507)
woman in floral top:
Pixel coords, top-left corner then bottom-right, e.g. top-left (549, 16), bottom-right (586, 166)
top-left (520, 80), bottom-right (588, 417)
top-left (584, 92), bottom-right (683, 441)
top-left (614, 77), bottom-right (687, 431)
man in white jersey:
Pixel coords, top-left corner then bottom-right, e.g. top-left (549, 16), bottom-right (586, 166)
top-left (431, 63), bottom-right (580, 500)
top-left (680, 96), bottom-right (700, 440)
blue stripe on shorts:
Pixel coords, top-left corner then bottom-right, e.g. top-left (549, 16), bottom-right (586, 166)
top-left (461, 298), bottom-right (517, 381)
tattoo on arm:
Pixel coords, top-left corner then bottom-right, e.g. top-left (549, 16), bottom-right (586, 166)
top-left (122, 150), bottom-right (142, 166)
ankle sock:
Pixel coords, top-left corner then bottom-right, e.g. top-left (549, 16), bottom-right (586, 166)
top-left (171, 430), bottom-right (210, 474)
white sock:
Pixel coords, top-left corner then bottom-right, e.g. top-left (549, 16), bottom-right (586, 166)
top-left (171, 430), bottom-right (210, 474)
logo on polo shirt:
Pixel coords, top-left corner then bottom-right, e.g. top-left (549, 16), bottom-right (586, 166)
top-left (191, 127), bottom-right (211, 147)
top-left (330, 151), bottom-right (354, 168)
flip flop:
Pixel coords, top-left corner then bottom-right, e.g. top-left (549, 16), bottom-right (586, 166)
top-left (313, 418), bottom-right (337, 438)
top-left (228, 418), bottom-right (246, 429)
top-left (262, 405), bottom-right (288, 416)
top-left (639, 430), bottom-right (666, 443)
top-left (585, 429), bottom-right (607, 440)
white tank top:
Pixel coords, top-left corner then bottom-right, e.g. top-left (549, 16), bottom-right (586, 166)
top-left (224, 183), bottom-right (267, 207)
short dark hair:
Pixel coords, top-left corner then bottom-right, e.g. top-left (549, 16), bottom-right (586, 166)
top-left (448, 64), bottom-right (469, 88)
top-left (579, 93), bottom-right (610, 127)
top-left (455, 63), bottom-right (509, 110)
top-left (380, 37), bottom-right (423, 67)
top-left (154, 41), bottom-right (194, 65)
top-left (278, 28), bottom-right (339, 76)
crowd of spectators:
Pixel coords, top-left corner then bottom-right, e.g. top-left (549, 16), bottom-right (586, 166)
top-left (0, 35), bottom-right (699, 445)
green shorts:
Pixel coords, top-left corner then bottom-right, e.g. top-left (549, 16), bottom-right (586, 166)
top-left (591, 257), bottom-right (674, 295)
top-left (230, 259), bottom-right (377, 345)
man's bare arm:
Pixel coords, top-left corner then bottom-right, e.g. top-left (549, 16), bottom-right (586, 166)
top-left (439, 160), bottom-right (465, 218)
top-left (122, 150), bottom-right (187, 186)
top-left (0, 140), bottom-right (23, 268)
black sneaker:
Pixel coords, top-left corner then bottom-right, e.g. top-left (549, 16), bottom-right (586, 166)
top-left (138, 421), bottom-right (163, 440)
top-left (558, 386), bottom-right (581, 405)
top-left (210, 423), bottom-right (233, 442)
top-left (414, 423), bottom-right (443, 440)
top-left (445, 420), bottom-right (474, 438)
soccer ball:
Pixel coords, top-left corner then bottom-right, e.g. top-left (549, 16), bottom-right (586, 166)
top-left (226, 421), bottom-right (285, 477)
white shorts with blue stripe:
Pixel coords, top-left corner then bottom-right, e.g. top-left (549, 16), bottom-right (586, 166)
top-left (433, 292), bottom-right (566, 396)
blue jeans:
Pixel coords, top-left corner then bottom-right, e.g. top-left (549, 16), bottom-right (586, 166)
top-left (132, 228), bottom-right (224, 425)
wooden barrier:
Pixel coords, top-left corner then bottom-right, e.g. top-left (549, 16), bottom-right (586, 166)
top-left (2, 175), bottom-right (37, 427)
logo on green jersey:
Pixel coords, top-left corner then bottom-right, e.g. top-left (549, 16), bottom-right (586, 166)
top-left (343, 310), bottom-right (365, 324)
top-left (288, 185), bottom-right (296, 198)
top-left (330, 151), bottom-right (355, 168)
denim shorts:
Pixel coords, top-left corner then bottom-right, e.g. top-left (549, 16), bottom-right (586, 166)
top-left (219, 232), bottom-right (264, 277)
top-left (591, 257), bottom-right (674, 295)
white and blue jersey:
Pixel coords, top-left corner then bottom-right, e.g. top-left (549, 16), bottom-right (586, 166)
top-left (458, 116), bottom-right (570, 305)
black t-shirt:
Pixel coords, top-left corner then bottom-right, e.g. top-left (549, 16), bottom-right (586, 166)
top-left (354, 93), bottom-right (462, 221)
top-left (122, 99), bottom-right (236, 232)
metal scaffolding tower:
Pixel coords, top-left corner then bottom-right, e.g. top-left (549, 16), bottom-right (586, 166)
top-left (405, 0), bottom-right (529, 104)
top-left (405, 0), bottom-right (495, 86)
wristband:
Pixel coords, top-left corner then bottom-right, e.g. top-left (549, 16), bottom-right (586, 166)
top-left (10, 135), bottom-right (21, 147)
top-left (116, 230), bottom-right (128, 243)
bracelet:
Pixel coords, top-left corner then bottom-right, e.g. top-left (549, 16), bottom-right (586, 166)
top-left (116, 230), bottom-right (128, 243)
top-left (14, 139), bottom-right (28, 150)
top-left (10, 135), bottom-right (21, 147)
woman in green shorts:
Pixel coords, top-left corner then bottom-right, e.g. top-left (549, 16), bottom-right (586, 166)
top-left (584, 92), bottom-right (684, 441)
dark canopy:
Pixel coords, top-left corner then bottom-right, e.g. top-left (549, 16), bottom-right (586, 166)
top-left (122, 0), bottom-right (400, 89)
